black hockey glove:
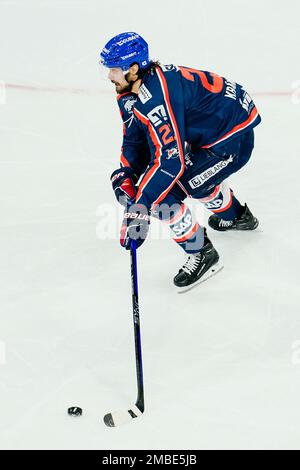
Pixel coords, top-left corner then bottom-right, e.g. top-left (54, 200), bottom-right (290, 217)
top-left (120, 204), bottom-right (150, 250)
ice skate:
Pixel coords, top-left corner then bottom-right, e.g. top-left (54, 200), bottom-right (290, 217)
top-left (174, 236), bottom-right (223, 293)
top-left (208, 204), bottom-right (259, 232)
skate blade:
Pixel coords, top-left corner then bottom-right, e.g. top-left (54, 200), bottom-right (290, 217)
top-left (177, 263), bottom-right (224, 294)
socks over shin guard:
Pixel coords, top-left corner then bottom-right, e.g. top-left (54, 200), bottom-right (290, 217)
top-left (199, 181), bottom-right (244, 221)
top-left (164, 203), bottom-right (205, 254)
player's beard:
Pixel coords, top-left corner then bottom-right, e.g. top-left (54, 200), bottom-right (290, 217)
top-left (114, 73), bottom-right (135, 94)
top-left (115, 82), bottom-right (132, 94)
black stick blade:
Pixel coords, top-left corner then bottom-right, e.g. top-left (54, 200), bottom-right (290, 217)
top-left (103, 413), bottom-right (115, 427)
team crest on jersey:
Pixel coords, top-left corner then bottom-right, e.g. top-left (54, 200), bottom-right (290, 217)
top-left (124, 98), bottom-right (136, 113)
top-left (167, 146), bottom-right (179, 159)
top-left (138, 84), bottom-right (152, 104)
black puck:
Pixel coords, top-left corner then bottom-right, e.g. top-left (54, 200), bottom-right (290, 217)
top-left (68, 406), bottom-right (82, 417)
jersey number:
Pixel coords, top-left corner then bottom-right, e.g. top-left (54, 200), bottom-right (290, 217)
top-left (158, 124), bottom-right (175, 145)
top-left (179, 67), bottom-right (223, 94)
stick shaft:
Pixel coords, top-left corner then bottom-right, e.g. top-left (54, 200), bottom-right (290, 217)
top-left (130, 241), bottom-right (144, 412)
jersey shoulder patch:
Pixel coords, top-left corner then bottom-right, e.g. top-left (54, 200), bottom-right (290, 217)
top-left (117, 93), bottom-right (137, 115)
top-left (138, 84), bottom-right (152, 104)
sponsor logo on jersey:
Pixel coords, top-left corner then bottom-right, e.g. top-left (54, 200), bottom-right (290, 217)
top-left (166, 146), bottom-right (179, 159)
top-left (147, 105), bottom-right (168, 127)
top-left (138, 84), bottom-right (152, 104)
top-left (188, 156), bottom-right (234, 189)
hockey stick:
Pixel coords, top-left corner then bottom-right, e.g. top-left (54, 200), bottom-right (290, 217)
top-left (103, 240), bottom-right (145, 427)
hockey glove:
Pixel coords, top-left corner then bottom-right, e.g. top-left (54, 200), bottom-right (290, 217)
top-left (120, 204), bottom-right (150, 250)
top-left (111, 167), bottom-right (138, 208)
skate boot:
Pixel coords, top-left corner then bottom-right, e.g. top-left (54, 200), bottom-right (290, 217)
top-left (208, 204), bottom-right (259, 232)
top-left (174, 234), bottom-right (222, 292)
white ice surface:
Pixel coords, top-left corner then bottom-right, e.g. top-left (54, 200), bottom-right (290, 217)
top-left (0, 0), bottom-right (300, 450)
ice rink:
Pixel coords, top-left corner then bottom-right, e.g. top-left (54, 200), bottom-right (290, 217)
top-left (1, 0), bottom-right (300, 450)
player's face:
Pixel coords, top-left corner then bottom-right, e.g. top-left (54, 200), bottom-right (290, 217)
top-left (108, 67), bottom-right (131, 94)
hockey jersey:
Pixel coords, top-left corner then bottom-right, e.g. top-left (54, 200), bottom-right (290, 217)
top-left (116, 64), bottom-right (261, 209)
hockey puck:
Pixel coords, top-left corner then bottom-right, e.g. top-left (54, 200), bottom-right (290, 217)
top-left (68, 406), bottom-right (82, 417)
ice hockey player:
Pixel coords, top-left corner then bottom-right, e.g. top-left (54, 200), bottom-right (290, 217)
top-left (99, 32), bottom-right (261, 291)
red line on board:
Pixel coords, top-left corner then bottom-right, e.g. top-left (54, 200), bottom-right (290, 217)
top-left (3, 83), bottom-right (293, 97)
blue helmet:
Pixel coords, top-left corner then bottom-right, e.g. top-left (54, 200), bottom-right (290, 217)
top-left (100, 32), bottom-right (150, 71)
